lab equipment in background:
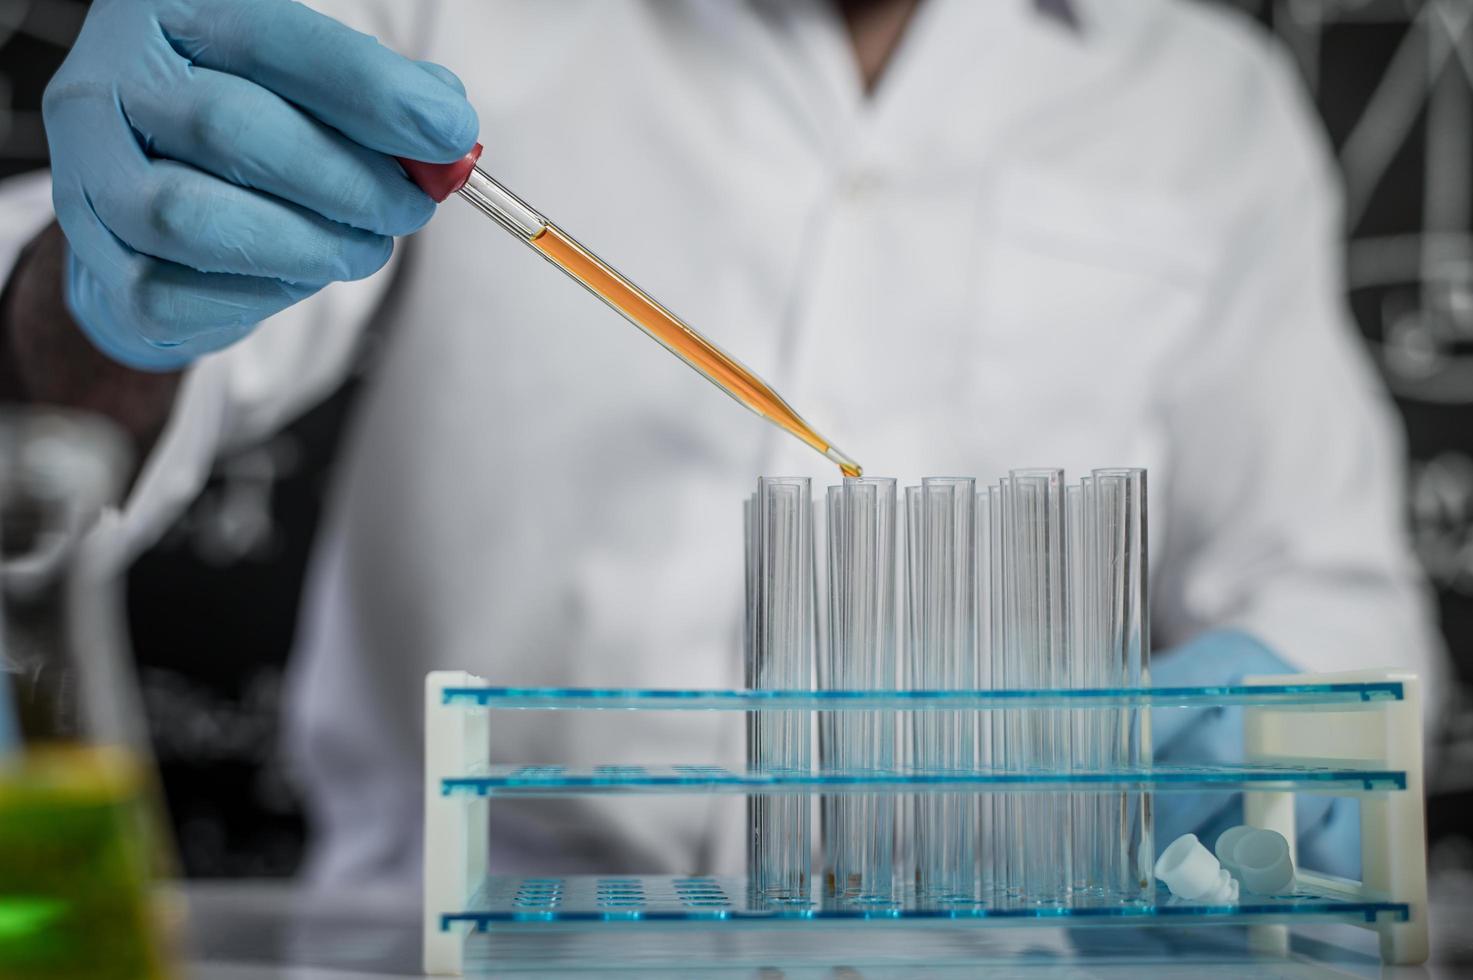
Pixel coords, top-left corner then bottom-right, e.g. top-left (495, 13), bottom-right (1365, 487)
top-left (398, 148), bottom-right (861, 480)
top-left (744, 477), bottom-right (813, 903)
top-left (1153, 833), bottom-right (1238, 903)
top-left (0, 409), bottom-right (180, 979)
top-left (0, 630), bottom-right (14, 757)
top-left (821, 478), bottom-right (897, 903)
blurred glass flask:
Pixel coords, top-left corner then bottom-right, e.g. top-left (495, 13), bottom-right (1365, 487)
top-left (0, 409), bottom-right (180, 979)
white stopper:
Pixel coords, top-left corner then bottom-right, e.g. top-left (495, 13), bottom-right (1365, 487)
top-left (1153, 834), bottom-right (1237, 903)
top-left (1206, 868), bottom-right (1239, 904)
top-left (1214, 825), bottom-right (1255, 877)
top-left (1232, 828), bottom-right (1295, 895)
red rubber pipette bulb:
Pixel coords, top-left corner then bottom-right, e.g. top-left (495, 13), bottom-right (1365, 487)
top-left (396, 143), bottom-right (483, 203)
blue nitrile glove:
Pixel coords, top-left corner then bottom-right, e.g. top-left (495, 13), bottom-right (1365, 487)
top-left (43, 0), bottom-right (478, 370)
top-left (1152, 630), bottom-right (1360, 880)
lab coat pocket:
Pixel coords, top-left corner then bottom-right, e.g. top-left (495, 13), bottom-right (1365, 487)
top-left (973, 169), bottom-right (1217, 426)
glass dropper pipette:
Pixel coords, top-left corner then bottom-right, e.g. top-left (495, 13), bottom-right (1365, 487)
top-left (398, 144), bottom-right (862, 479)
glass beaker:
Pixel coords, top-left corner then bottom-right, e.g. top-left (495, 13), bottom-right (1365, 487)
top-left (0, 408), bottom-right (179, 979)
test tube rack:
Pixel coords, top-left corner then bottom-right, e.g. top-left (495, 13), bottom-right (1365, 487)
top-left (422, 667), bottom-right (1427, 974)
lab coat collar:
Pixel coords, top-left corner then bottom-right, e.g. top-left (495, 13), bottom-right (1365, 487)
top-left (726, 0), bottom-right (1163, 177)
top-left (746, 0), bottom-right (1081, 29)
top-left (740, 0), bottom-right (1051, 154)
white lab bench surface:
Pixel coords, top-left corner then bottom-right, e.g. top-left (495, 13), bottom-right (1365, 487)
top-left (184, 879), bottom-right (1473, 979)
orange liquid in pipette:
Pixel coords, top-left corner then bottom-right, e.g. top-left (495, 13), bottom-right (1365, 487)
top-left (530, 225), bottom-right (861, 478)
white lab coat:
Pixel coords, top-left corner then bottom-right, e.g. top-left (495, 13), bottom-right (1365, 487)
top-left (0, 0), bottom-right (1441, 887)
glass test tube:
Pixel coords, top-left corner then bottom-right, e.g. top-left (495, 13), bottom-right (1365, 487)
top-left (983, 480), bottom-right (1019, 901)
top-left (994, 477), bottom-right (1022, 902)
top-left (1092, 468), bottom-right (1152, 902)
top-left (745, 476), bottom-right (814, 903)
top-left (1009, 469), bottom-right (1072, 904)
top-left (902, 486), bottom-right (922, 898)
top-left (974, 487), bottom-right (997, 899)
top-left (1066, 479), bottom-right (1100, 899)
top-left (821, 478), bottom-right (897, 903)
top-left (908, 478), bottom-right (977, 902)
top-left (892, 487), bottom-right (920, 890)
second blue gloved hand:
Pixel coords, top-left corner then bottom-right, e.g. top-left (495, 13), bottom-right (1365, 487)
top-left (1152, 630), bottom-right (1359, 879)
top-left (44, 0), bottom-right (479, 369)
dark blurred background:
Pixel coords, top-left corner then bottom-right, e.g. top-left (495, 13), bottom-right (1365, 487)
top-left (1, 0), bottom-right (1470, 879)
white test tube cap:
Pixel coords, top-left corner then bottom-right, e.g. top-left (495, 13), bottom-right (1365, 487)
top-left (1154, 834), bottom-right (1231, 902)
top-left (1233, 828), bottom-right (1295, 895)
top-left (1214, 825), bottom-right (1255, 877)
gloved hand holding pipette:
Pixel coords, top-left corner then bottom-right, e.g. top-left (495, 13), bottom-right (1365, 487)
top-left (42, 0), bottom-right (859, 475)
top-left (43, 0), bottom-right (478, 369)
